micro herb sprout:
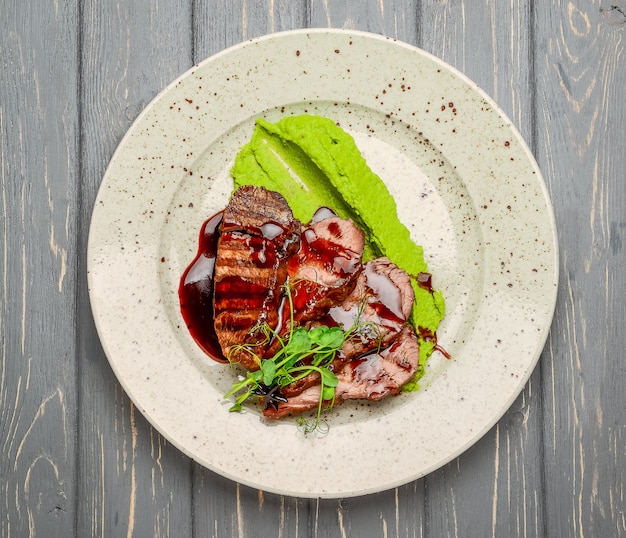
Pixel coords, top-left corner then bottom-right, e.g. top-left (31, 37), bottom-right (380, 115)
top-left (224, 322), bottom-right (344, 433)
top-left (224, 278), bottom-right (376, 434)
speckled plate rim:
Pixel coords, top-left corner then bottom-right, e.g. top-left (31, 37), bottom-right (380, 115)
top-left (87, 28), bottom-right (558, 498)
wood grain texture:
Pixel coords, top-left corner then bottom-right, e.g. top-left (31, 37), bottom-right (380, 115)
top-left (535, 2), bottom-right (626, 536)
top-left (2, 0), bottom-right (626, 536)
top-left (77, 1), bottom-right (194, 536)
top-left (310, 0), bottom-right (419, 42)
top-left (1, 2), bottom-right (79, 537)
top-left (417, 2), bottom-right (546, 537)
top-left (193, 0), bottom-right (308, 61)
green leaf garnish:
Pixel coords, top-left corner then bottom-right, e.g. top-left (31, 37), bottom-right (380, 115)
top-left (319, 368), bottom-right (338, 388)
top-left (260, 359), bottom-right (277, 386)
top-left (224, 279), bottom-right (359, 434)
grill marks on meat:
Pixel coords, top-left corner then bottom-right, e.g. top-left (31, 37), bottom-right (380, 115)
top-left (211, 186), bottom-right (421, 415)
top-left (213, 186), bottom-right (301, 370)
top-left (264, 326), bottom-right (420, 419)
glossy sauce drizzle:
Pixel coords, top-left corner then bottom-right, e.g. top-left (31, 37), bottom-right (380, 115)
top-left (363, 262), bottom-right (405, 325)
top-left (418, 326), bottom-right (451, 360)
top-left (416, 272), bottom-right (434, 293)
top-left (178, 211), bottom-right (226, 362)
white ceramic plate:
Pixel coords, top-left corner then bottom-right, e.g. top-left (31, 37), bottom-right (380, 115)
top-left (88, 29), bottom-right (558, 498)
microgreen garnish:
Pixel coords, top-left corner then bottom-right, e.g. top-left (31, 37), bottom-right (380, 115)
top-left (224, 323), bottom-right (344, 432)
top-left (224, 279), bottom-right (371, 433)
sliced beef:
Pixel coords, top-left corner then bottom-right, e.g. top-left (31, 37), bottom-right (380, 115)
top-left (281, 257), bottom-right (415, 397)
top-left (333, 257), bottom-right (414, 357)
top-left (336, 325), bottom-right (420, 400)
top-left (264, 325), bottom-right (420, 419)
top-left (210, 191), bottom-right (420, 418)
top-left (213, 186), bottom-right (301, 369)
top-left (261, 210), bottom-right (365, 361)
top-left (284, 213), bottom-right (365, 328)
top-left (219, 185), bottom-right (301, 238)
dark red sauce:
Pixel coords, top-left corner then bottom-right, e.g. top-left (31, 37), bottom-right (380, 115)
top-left (178, 211), bottom-right (227, 362)
top-left (299, 229), bottom-right (351, 273)
top-left (363, 263), bottom-right (405, 325)
top-left (416, 272), bottom-right (434, 293)
top-left (417, 326), bottom-right (435, 342)
top-left (352, 355), bottom-right (383, 381)
top-left (435, 344), bottom-right (452, 360)
top-left (417, 326), bottom-right (451, 360)
top-left (322, 305), bottom-right (354, 331)
top-left (415, 276), bottom-right (450, 359)
top-left (286, 219), bottom-right (360, 314)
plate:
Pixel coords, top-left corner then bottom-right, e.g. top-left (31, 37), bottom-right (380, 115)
top-left (88, 29), bottom-right (558, 498)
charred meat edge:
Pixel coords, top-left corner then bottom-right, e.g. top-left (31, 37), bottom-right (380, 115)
top-left (212, 186), bottom-right (301, 371)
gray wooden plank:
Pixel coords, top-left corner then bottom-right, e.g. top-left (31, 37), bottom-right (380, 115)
top-left (77, 1), bottom-right (195, 536)
top-left (190, 3), bottom-right (320, 538)
top-left (193, 0), bottom-right (308, 61)
top-left (417, 2), bottom-right (545, 537)
top-left (310, 0), bottom-right (419, 42)
top-left (0, 2), bottom-right (80, 537)
top-left (534, 2), bottom-right (626, 536)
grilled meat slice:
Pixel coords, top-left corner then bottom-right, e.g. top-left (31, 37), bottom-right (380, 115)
top-left (332, 257), bottom-right (414, 358)
top-left (213, 186), bottom-right (301, 369)
top-left (262, 210), bottom-right (365, 362)
top-left (219, 185), bottom-right (302, 238)
top-left (264, 325), bottom-right (420, 419)
top-left (284, 213), bottom-right (365, 327)
top-left (336, 325), bottom-right (420, 400)
top-left (281, 257), bottom-right (415, 397)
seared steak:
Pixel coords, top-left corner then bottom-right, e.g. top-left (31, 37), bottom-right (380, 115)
top-left (284, 213), bottom-right (365, 328)
top-left (264, 325), bottom-right (420, 418)
top-left (210, 189), bottom-right (421, 415)
top-left (213, 186), bottom-right (301, 369)
top-left (333, 257), bottom-right (414, 358)
top-left (281, 257), bottom-right (415, 397)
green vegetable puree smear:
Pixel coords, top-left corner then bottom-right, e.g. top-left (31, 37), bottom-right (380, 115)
top-left (231, 114), bottom-right (445, 384)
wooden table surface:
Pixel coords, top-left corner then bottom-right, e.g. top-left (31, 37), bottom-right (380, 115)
top-left (2, 1), bottom-right (625, 536)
